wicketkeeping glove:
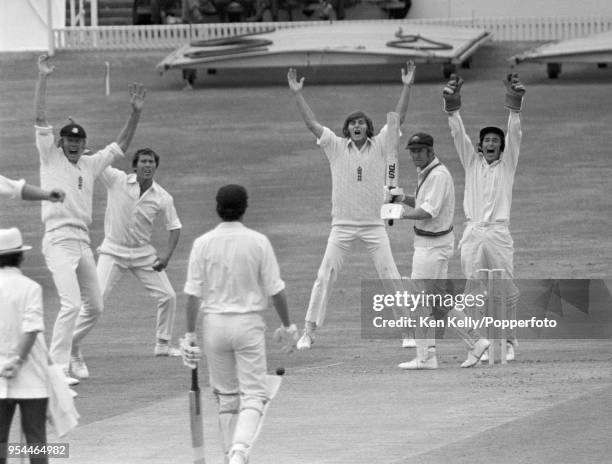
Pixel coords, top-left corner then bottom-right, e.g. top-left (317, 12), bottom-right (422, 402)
top-left (442, 73), bottom-right (464, 113)
top-left (503, 72), bottom-right (526, 111)
top-left (180, 332), bottom-right (201, 369)
top-left (272, 324), bottom-right (298, 354)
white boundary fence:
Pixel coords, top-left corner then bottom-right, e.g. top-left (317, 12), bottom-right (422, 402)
top-left (53, 16), bottom-right (612, 50)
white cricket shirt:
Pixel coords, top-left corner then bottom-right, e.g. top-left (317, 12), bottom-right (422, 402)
top-left (413, 157), bottom-right (455, 241)
top-left (0, 267), bottom-right (48, 398)
top-left (448, 112), bottom-right (522, 223)
top-left (35, 125), bottom-right (124, 233)
top-left (97, 168), bottom-right (182, 259)
top-left (317, 122), bottom-right (392, 227)
top-left (0, 175), bottom-right (25, 199)
top-left (184, 222), bottom-right (285, 314)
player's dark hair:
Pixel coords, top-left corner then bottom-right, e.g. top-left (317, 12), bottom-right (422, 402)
top-left (132, 148), bottom-right (160, 169)
top-left (216, 208), bottom-right (246, 221)
top-left (342, 111), bottom-right (374, 138)
top-left (216, 184), bottom-right (248, 221)
top-left (0, 252), bottom-right (23, 268)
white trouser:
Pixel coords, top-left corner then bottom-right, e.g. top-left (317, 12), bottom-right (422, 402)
top-left (410, 237), bottom-right (454, 348)
top-left (305, 224), bottom-right (401, 327)
top-left (204, 312), bottom-right (268, 410)
top-left (459, 222), bottom-right (519, 342)
top-left (44, 232), bottom-right (102, 369)
top-left (72, 252), bottom-right (177, 350)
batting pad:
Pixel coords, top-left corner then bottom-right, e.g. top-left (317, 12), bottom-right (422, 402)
top-left (380, 203), bottom-right (405, 220)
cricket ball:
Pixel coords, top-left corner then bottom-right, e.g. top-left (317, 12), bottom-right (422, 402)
top-left (276, 367), bottom-right (285, 376)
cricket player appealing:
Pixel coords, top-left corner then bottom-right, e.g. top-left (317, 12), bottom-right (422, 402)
top-left (69, 148), bottom-right (182, 379)
top-left (0, 174), bottom-right (65, 203)
top-left (287, 61), bottom-right (416, 350)
top-left (390, 133), bottom-right (491, 369)
top-left (181, 185), bottom-right (298, 464)
top-left (0, 228), bottom-right (50, 463)
top-left (34, 54), bottom-right (146, 384)
top-left (443, 72), bottom-right (526, 363)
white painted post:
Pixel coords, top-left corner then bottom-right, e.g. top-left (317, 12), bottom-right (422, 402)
top-left (47, 0), bottom-right (55, 55)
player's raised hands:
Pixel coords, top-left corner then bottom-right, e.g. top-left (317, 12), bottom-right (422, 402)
top-left (129, 82), bottom-right (147, 112)
top-left (37, 54), bottom-right (55, 76)
top-left (503, 72), bottom-right (526, 112)
top-left (287, 68), bottom-right (305, 93)
top-left (401, 60), bottom-right (416, 86)
top-left (442, 73), bottom-right (464, 113)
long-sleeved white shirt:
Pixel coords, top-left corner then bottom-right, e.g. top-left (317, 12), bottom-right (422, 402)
top-left (0, 175), bottom-right (25, 199)
top-left (448, 111), bottom-right (522, 223)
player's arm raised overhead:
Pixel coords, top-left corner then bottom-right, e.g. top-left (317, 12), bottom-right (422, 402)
top-left (115, 83), bottom-right (147, 153)
top-left (34, 55), bottom-right (54, 127)
top-left (287, 68), bottom-right (324, 139)
top-left (394, 60), bottom-right (416, 125)
top-left (502, 73), bottom-right (525, 168)
top-left (444, 74), bottom-right (477, 168)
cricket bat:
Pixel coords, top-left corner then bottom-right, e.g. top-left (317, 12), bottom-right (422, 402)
top-left (189, 366), bottom-right (206, 464)
top-left (384, 111), bottom-right (400, 225)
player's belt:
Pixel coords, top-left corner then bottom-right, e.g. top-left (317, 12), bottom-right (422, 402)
top-left (413, 225), bottom-right (453, 237)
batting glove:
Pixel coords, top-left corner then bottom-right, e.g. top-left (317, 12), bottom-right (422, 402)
top-left (503, 72), bottom-right (526, 112)
top-left (180, 332), bottom-right (201, 369)
top-left (442, 73), bottom-right (464, 113)
top-left (389, 187), bottom-right (405, 203)
top-left (272, 324), bottom-right (298, 354)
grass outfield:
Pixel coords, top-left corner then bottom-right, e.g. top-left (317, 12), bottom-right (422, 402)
top-left (1, 41), bottom-right (611, 462)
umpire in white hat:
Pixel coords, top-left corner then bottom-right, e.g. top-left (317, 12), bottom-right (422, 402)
top-left (0, 228), bottom-right (51, 463)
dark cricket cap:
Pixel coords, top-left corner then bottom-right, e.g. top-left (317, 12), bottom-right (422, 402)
top-left (216, 184), bottom-right (248, 211)
top-left (60, 122), bottom-right (87, 139)
top-left (406, 132), bottom-right (434, 149)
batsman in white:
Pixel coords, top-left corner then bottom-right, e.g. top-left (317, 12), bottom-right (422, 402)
top-left (0, 174), bottom-right (65, 203)
top-left (181, 185), bottom-right (298, 464)
top-left (69, 147), bottom-right (182, 379)
top-left (287, 61), bottom-right (416, 350)
top-left (390, 133), bottom-right (491, 369)
top-left (443, 72), bottom-right (526, 363)
top-left (34, 54), bottom-right (146, 385)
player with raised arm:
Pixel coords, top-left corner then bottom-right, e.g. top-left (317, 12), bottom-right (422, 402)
top-left (180, 184), bottom-right (297, 464)
top-left (443, 72), bottom-right (525, 365)
top-left (34, 54), bottom-right (146, 384)
top-left (287, 61), bottom-right (416, 350)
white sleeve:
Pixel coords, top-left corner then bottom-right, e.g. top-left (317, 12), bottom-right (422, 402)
top-left (0, 175), bottom-right (25, 199)
top-left (259, 237), bottom-right (286, 296)
top-left (317, 126), bottom-right (343, 162)
top-left (35, 125), bottom-right (59, 165)
top-left (448, 112), bottom-right (477, 169)
top-left (89, 143), bottom-right (125, 178)
top-left (503, 112), bottom-right (522, 170)
top-left (163, 194), bottom-right (182, 231)
top-left (22, 283), bottom-right (45, 333)
top-left (184, 240), bottom-right (204, 298)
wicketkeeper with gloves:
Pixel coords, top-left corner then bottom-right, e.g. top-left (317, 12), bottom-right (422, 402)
top-left (443, 72), bottom-right (526, 364)
top-left (181, 184), bottom-right (297, 464)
